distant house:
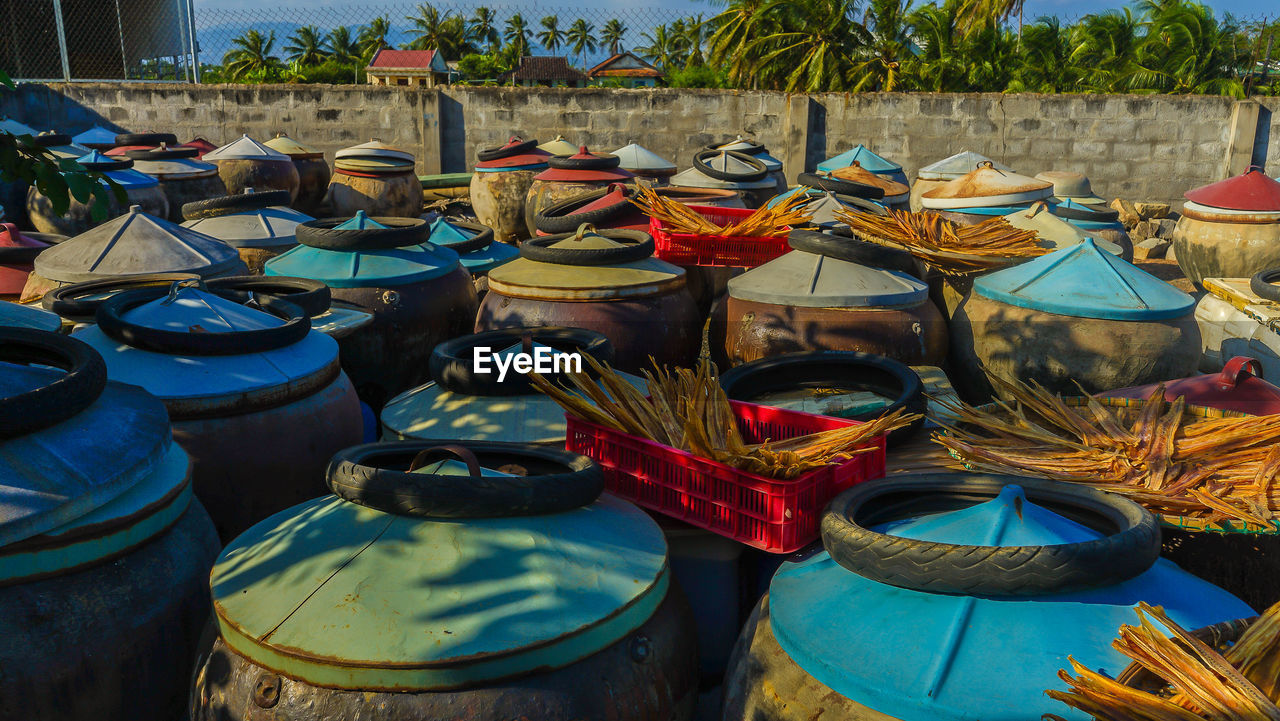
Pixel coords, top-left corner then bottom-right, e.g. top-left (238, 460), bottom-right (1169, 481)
top-left (587, 52), bottom-right (664, 88)
top-left (501, 56), bottom-right (587, 88)
top-left (366, 49), bottom-right (452, 87)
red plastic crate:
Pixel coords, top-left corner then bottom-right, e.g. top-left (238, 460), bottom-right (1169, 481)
top-left (650, 205), bottom-right (790, 268)
top-left (565, 400), bottom-right (886, 553)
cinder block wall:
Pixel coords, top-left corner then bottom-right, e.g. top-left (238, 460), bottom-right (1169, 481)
top-left (2, 82), bottom-right (1273, 204)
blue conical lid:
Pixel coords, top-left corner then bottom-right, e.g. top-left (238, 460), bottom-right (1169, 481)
top-left (429, 217), bottom-right (519, 274)
top-left (974, 239), bottom-right (1194, 321)
top-left (817, 144), bottom-right (902, 174)
top-left (73, 125), bottom-right (119, 147)
top-left (75, 150), bottom-right (159, 189)
top-left (334, 210), bottom-right (387, 230)
top-left (879, 486), bottom-right (1099, 546)
top-left (265, 240), bottom-right (463, 288)
top-left (428, 217), bottom-right (475, 245)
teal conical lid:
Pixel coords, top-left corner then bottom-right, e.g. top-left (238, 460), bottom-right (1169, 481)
top-left (428, 217), bottom-right (519, 274)
top-left (974, 239), bottom-right (1194, 320)
top-left (334, 210), bottom-right (387, 230)
top-left (265, 240), bottom-right (462, 288)
top-left (817, 144), bottom-right (902, 174)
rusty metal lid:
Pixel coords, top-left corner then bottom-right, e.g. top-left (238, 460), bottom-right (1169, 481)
top-left (209, 476), bottom-right (668, 690)
top-left (264, 132), bottom-right (324, 159)
top-left (72, 124), bottom-right (120, 150)
top-left (611, 142), bottom-right (677, 174)
top-left (831, 162), bottom-right (910, 202)
top-left (488, 230), bottom-right (685, 299)
top-left (534, 146), bottom-right (634, 183)
top-left (917, 151), bottom-right (1012, 181)
top-left (475, 136), bottom-right (552, 171)
top-left (181, 205), bottom-right (313, 249)
top-left (34, 206), bottom-right (245, 283)
top-left (728, 246), bottom-right (928, 308)
top-left (817, 144), bottom-right (903, 175)
top-left (921, 162), bottom-right (1053, 209)
top-left (538, 135), bottom-right (580, 156)
top-left (1184, 166), bottom-right (1280, 213)
top-left (203, 134), bottom-right (292, 162)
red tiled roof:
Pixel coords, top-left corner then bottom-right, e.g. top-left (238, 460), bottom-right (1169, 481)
top-left (502, 56), bottom-right (586, 81)
top-left (368, 49), bottom-right (440, 70)
top-left (587, 52), bottom-right (663, 78)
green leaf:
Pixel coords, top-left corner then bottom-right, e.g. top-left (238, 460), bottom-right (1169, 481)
top-left (0, 69), bottom-right (12, 89)
top-left (34, 162), bottom-right (70, 216)
top-left (89, 185), bottom-right (114, 223)
top-left (65, 172), bottom-right (95, 204)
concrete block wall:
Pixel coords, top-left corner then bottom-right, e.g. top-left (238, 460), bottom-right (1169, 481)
top-left (1, 82), bottom-right (1275, 204)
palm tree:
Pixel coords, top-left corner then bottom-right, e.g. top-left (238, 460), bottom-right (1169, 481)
top-left (405, 4), bottom-right (476, 58)
top-left (504, 14), bottom-right (532, 58)
top-left (223, 29), bottom-right (280, 80)
top-left (1128, 0), bottom-right (1245, 96)
top-left (470, 7), bottom-right (500, 52)
top-left (850, 0), bottom-right (912, 91)
top-left (680, 15), bottom-right (709, 68)
top-left (602, 19), bottom-right (627, 55)
top-left (567, 19), bottom-right (597, 69)
top-left (1010, 16), bottom-right (1081, 92)
top-left (328, 26), bottom-right (360, 64)
top-left (903, 1), bottom-right (966, 90)
top-left (736, 0), bottom-right (868, 92)
top-left (1069, 9), bottom-right (1140, 92)
top-left (707, 0), bottom-right (770, 83)
top-left (284, 26), bottom-right (329, 66)
top-left (357, 16), bottom-right (392, 59)
top-left (638, 24), bottom-right (682, 71)
top-left (538, 15), bottom-right (566, 54)
top-left (953, 0), bottom-right (1026, 36)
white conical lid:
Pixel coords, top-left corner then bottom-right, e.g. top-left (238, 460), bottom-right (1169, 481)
top-left (918, 151), bottom-right (1014, 180)
top-left (203, 134), bottom-right (291, 161)
top-left (611, 142), bottom-right (677, 172)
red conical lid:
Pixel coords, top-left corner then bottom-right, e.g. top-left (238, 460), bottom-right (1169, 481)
top-left (0, 223), bottom-right (50, 252)
top-left (0, 223), bottom-right (52, 293)
top-left (535, 146), bottom-right (634, 183)
top-left (475, 136), bottom-right (552, 170)
top-left (1102, 357), bottom-right (1280, 415)
top-left (1184, 167), bottom-right (1280, 212)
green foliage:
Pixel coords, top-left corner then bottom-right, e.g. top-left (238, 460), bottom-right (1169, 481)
top-left (223, 29), bottom-right (281, 81)
top-left (457, 52), bottom-right (512, 82)
top-left (666, 64), bottom-right (731, 87)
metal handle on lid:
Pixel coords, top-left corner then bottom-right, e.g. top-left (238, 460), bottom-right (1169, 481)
top-left (409, 444), bottom-right (483, 477)
top-left (1219, 356), bottom-right (1263, 389)
top-left (161, 278), bottom-right (208, 305)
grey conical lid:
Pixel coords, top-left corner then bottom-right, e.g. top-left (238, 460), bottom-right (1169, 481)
top-left (671, 159), bottom-right (776, 190)
top-left (34, 206), bottom-right (245, 282)
top-left (182, 205), bottom-right (313, 249)
top-left (203, 134), bottom-right (290, 161)
top-left (805, 192), bottom-right (860, 224)
top-left (918, 151), bottom-right (1013, 180)
top-left (611, 142), bottom-right (676, 172)
top-left (727, 249), bottom-right (928, 308)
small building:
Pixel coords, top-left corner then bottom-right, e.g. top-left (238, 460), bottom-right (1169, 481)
top-left (366, 49), bottom-right (451, 87)
top-left (501, 56), bottom-right (587, 88)
top-left (586, 52), bottom-right (664, 88)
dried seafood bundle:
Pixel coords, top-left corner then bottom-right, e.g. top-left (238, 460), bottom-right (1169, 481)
top-left (931, 373), bottom-right (1280, 530)
top-left (1046, 601), bottom-right (1280, 721)
top-left (630, 183), bottom-right (812, 237)
top-left (529, 354), bottom-right (917, 480)
top-left (836, 207), bottom-right (1046, 275)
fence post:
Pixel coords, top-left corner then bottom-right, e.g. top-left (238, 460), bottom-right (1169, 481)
top-left (782, 93), bottom-right (811, 182)
top-left (1223, 99), bottom-right (1262, 178)
top-left (188, 0), bottom-right (200, 82)
top-left (421, 89), bottom-right (443, 176)
top-left (51, 0), bottom-right (70, 82)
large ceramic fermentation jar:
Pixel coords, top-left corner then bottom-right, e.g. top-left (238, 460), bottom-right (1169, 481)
top-left (951, 238), bottom-right (1200, 398)
top-left (191, 440), bottom-right (697, 721)
top-left (73, 283), bottom-right (363, 542)
top-left (718, 232), bottom-right (947, 366)
top-left (203, 134), bottom-right (300, 201)
top-left (1172, 167), bottom-right (1280, 287)
top-left (265, 212), bottom-right (478, 409)
top-left (524, 146), bottom-right (634, 236)
top-left (181, 189), bottom-right (312, 273)
top-left (0, 223), bottom-right (53, 300)
top-left (478, 227), bottom-right (701, 372)
top-left (910, 150), bottom-right (1011, 211)
top-left (470, 137), bottom-right (551, 243)
top-left (27, 151), bottom-right (169, 236)
top-left (724, 473), bottom-right (1252, 721)
top-left (669, 149), bottom-right (776, 208)
top-left (611, 141), bottom-right (678, 184)
top-left (330, 140), bottom-right (420, 217)
top-left (0, 328), bottom-right (220, 721)
top-left (23, 205), bottom-right (245, 301)
top-left (382, 327), bottom-right (643, 444)
top-left (817, 144), bottom-right (908, 186)
top-left (125, 144), bottom-right (226, 222)
top-left (710, 135), bottom-right (787, 194)
top-left (264, 133), bottom-right (331, 214)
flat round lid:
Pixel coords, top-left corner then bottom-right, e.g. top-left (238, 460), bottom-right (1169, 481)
top-left (611, 142), bottom-right (677, 173)
top-left (72, 285), bottom-right (338, 400)
top-left (921, 162), bottom-right (1053, 209)
top-left (265, 241), bottom-right (463, 288)
top-left (0, 301), bottom-right (62, 332)
top-left (728, 249), bottom-right (928, 308)
top-left (0, 117), bottom-right (36, 136)
top-left (264, 133), bottom-right (323, 158)
top-left (1002, 203), bottom-right (1123, 256)
top-left (975, 239), bottom-right (1194, 320)
top-left (335, 157), bottom-right (416, 173)
top-left (475, 137), bottom-right (552, 170)
top-left (832, 162), bottom-right (911, 197)
top-left (535, 146), bottom-right (635, 182)
top-left (538, 135), bottom-right (580, 156)
top-left (817, 144), bottom-right (903, 174)
top-left (182, 206), bottom-right (313, 248)
top-left (488, 233), bottom-right (685, 298)
top-left (72, 125), bottom-right (119, 148)
top-left (34, 206), bottom-right (244, 283)
top-left (127, 145), bottom-right (217, 178)
top-left (0, 360), bottom-right (170, 548)
top-left (210, 492), bottom-right (669, 690)
top-left (203, 134), bottom-right (291, 162)
top-left (1184, 167), bottom-right (1280, 212)
top-left (1036, 171), bottom-right (1106, 204)
top-left (669, 165), bottom-right (775, 191)
top-left (336, 139), bottom-right (415, 163)
top-left (917, 151), bottom-right (1012, 181)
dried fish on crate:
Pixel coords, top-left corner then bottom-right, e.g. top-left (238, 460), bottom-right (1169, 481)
top-left (630, 183), bottom-right (812, 237)
top-left (836, 206), bottom-right (1045, 275)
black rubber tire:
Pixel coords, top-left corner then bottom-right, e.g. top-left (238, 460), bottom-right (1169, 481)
top-left (96, 287), bottom-right (311, 356)
top-left (125, 145), bottom-right (199, 161)
top-left (787, 229), bottom-right (918, 275)
top-left (693, 150), bottom-right (768, 183)
top-left (1251, 268), bottom-right (1280, 303)
top-left (718, 350), bottom-right (926, 445)
top-left (0, 328), bottom-right (107, 439)
top-left (31, 133), bottom-right (73, 148)
top-left (534, 185), bottom-right (636, 235)
top-left (295, 216), bottom-right (428, 251)
top-left (430, 326), bottom-right (614, 396)
top-left (548, 152), bottom-right (620, 170)
top-left (797, 172), bottom-right (886, 200)
top-left (25, 232), bottom-right (68, 245)
top-left (326, 440), bottom-right (604, 517)
top-left (41, 273), bottom-right (202, 320)
top-left (181, 190), bottom-right (293, 220)
top-left (477, 138), bottom-right (538, 162)
top-left (0, 243), bottom-right (48, 264)
top-left (432, 219), bottom-right (494, 255)
top-left (821, 473), bottom-right (1161, 596)
top-left (204, 276), bottom-right (332, 317)
top-left (519, 228), bottom-right (653, 265)
top-left (1052, 203), bottom-right (1120, 222)
top-left (115, 132), bottom-right (178, 147)
top-left (78, 155), bottom-right (134, 171)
